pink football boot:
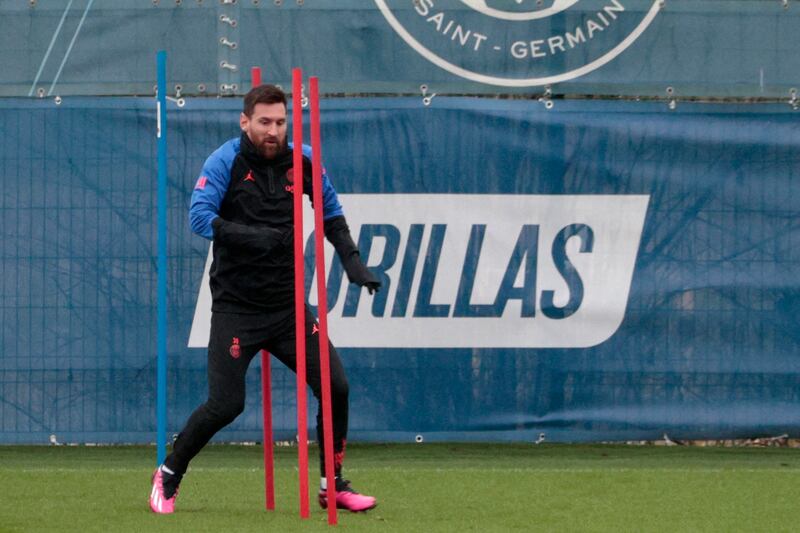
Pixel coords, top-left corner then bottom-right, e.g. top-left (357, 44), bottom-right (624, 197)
top-left (318, 478), bottom-right (377, 512)
top-left (149, 467), bottom-right (179, 514)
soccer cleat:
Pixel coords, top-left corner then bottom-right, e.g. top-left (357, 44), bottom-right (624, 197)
top-left (149, 466), bottom-right (180, 514)
top-left (318, 478), bottom-right (377, 512)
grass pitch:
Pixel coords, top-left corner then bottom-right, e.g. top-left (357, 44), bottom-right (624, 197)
top-left (0, 443), bottom-right (798, 532)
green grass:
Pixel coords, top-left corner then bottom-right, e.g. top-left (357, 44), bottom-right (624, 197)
top-left (0, 443), bottom-right (798, 532)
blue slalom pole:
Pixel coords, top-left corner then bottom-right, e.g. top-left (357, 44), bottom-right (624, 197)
top-left (156, 50), bottom-right (168, 466)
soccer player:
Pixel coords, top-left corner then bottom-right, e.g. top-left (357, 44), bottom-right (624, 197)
top-left (149, 84), bottom-right (380, 514)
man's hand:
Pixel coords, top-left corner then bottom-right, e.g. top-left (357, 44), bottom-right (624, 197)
top-left (365, 280), bottom-right (381, 295)
top-left (277, 227), bottom-right (294, 251)
top-left (342, 255), bottom-right (381, 295)
top-left (212, 217), bottom-right (291, 257)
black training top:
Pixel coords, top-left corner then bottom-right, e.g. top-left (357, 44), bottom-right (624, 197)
top-left (189, 133), bottom-right (351, 314)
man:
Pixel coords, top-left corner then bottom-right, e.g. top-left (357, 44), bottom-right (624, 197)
top-left (149, 84), bottom-right (380, 514)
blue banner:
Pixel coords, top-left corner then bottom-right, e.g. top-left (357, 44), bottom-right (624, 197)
top-left (0, 97), bottom-right (798, 444)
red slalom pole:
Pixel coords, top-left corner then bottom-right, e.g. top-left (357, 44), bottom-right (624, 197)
top-left (260, 350), bottom-right (275, 510)
top-left (251, 66), bottom-right (275, 512)
top-left (251, 66), bottom-right (262, 87)
top-left (309, 76), bottom-right (337, 526)
top-left (291, 67), bottom-right (310, 519)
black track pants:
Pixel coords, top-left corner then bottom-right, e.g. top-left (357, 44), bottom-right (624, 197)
top-left (165, 307), bottom-right (349, 477)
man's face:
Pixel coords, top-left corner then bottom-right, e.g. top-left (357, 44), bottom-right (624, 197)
top-left (240, 102), bottom-right (287, 159)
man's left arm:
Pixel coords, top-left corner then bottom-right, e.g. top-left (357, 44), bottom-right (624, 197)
top-left (324, 215), bottom-right (380, 295)
top-left (310, 156), bottom-right (381, 295)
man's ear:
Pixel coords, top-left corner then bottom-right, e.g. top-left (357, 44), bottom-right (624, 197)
top-left (239, 112), bottom-right (248, 132)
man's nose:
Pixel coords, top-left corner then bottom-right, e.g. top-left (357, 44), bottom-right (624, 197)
top-left (266, 124), bottom-right (278, 136)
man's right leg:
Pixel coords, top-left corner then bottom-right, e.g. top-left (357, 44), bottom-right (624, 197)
top-left (152, 313), bottom-right (260, 513)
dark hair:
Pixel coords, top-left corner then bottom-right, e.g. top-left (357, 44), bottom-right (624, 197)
top-left (243, 84), bottom-right (287, 117)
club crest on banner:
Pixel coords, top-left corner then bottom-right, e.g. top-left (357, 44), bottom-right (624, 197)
top-left (373, 0), bottom-right (661, 87)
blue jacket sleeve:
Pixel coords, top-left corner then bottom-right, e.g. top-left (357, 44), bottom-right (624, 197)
top-left (189, 139), bottom-right (238, 240)
top-left (299, 143), bottom-right (344, 220)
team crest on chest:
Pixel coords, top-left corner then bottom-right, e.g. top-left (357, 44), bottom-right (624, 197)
top-left (285, 168), bottom-right (295, 193)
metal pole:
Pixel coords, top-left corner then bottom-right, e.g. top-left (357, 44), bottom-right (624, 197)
top-left (250, 65), bottom-right (276, 512)
top-left (156, 50), bottom-right (168, 466)
top-left (260, 350), bottom-right (275, 510)
top-left (310, 76), bottom-right (338, 526)
top-left (251, 66), bottom-right (262, 87)
top-left (292, 67), bottom-right (310, 519)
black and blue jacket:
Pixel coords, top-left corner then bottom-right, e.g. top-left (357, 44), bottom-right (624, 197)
top-left (190, 133), bottom-right (367, 313)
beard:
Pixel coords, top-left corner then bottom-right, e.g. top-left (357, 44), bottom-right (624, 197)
top-left (259, 135), bottom-right (287, 159)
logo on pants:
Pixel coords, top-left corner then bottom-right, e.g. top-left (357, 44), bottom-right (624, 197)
top-left (229, 337), bottom-right (241, 359)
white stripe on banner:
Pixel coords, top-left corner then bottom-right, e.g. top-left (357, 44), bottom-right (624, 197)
top-left (189, 194), bottom-right (649, 348)
top-left (48, 0), bottom-right (95, 96)
top-left (28, 0), bottom-right (74, 96)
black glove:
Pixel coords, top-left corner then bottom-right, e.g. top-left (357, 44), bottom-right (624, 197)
top-left (211, 217), bottom-right (291, 256)
top-left (341, 253), bottom-right (381, 295)
top-left (324, 215), bottom-right (381, 295)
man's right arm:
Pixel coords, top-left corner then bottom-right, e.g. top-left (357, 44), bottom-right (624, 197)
top-left (189, 144), bottom-right (290, 256)
top-left (189, 154), bottom-right (229, 240)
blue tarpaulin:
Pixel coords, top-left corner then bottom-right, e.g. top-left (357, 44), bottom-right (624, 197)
top-left (0, 97), bottom-right (798, 443)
